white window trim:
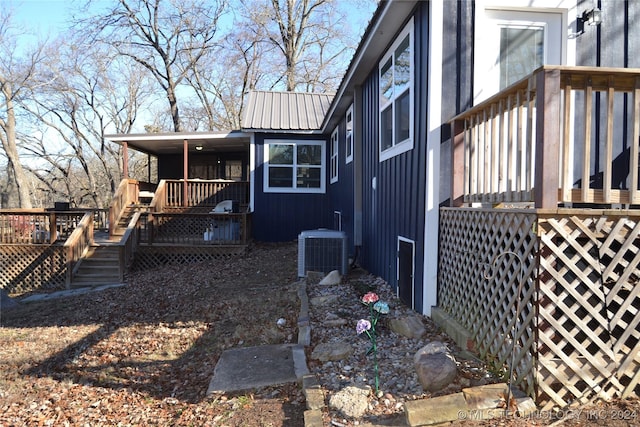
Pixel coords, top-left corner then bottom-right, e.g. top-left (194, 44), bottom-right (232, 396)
top-left (263, 139), bottom-right (326, 194)
top-left (345, 104), bottom-right (354, 164)
top-left (473, 0), bottom-right (577, 103)
top-left (330, 127), bottom-right (339, 183)
top-left (379, 17), bottom-right (414, 163)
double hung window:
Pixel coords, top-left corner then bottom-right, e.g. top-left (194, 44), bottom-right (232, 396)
top-left (264, 140), bottom-right (325, 193)
top-left (330, 128), bottom-right (339, 183)
top-left (379, 18), bottom-right (414, 161)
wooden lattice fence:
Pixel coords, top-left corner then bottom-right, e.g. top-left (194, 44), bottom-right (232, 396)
top-left (132, 245), bottom-right (247, 271)
top-left (0, 245), bottom-right (67, 294)
top-left (438, 207), bottom-right (640, 409)
top-left (438, 208), bottom-right (539, 398)
top-left (537, 210), bottom-right (640, 408)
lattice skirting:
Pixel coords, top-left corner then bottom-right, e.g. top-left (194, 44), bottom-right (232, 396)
top-left (0, 245), bottom-right (67, 294)
top-left (438, 208), bottom-right (539, 398)
top-left (131, 245), bottom-right (248, 271)
top-left (439, 207), bottom-right (640, 410)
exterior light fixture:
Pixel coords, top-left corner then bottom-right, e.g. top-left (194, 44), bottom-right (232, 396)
top-left (576, 6), bottom-right (602, 35)
top-left (583, 7), bottom-right (602, 26)
top-left (195, 145), bottom-right (203, 151)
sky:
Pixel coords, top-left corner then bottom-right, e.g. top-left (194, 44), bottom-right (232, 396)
top-left (7, 0), bottom-right (77, 36)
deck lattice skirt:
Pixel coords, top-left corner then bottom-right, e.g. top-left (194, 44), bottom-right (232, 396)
top-left (439, 208), bottom-right (640, 409)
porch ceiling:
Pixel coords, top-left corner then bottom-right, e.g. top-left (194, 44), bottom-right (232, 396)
top-left (104, 131), bottom-right (251, 155)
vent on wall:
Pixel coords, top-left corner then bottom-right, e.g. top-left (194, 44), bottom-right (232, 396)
top-left (298, 229), bottom-right (348, 277)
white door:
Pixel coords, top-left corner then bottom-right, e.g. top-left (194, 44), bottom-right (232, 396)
top-left (474, 9), bottom-right (566, 103)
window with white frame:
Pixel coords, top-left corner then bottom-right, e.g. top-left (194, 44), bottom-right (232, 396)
top-left (263, 140), bottom-right (325, 193)
top-left (379, 17), bottom-right (414, 161)
top-left (330, 127), bottom-right (339, 183)
top-left (345, 104), bottom-right (353, 164)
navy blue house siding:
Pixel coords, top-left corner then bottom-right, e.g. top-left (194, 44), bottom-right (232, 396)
top-left (357, 2), bottom-right (429, 312)
top-left (327, 118), bottom-right (356, 257)
top-left (252, 133), bottom-right (332, 242)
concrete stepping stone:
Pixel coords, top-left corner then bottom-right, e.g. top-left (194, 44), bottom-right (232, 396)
top-left (207, 344), bottom-right (308, 394)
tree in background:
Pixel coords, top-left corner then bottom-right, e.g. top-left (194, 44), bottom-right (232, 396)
top-left (20, 35), bottom-right (155, 208)
top-left (0, 10), bottom-right (40, 208)
top-left (81, 0), bottom-right (227, 132)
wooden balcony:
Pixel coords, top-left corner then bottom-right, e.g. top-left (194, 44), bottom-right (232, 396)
top-left (450, 65), bottom-right (640, 208)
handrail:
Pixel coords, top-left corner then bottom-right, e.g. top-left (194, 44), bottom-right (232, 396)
top-left (450, 65), bottom-right (640, 208)
top-left (118, 211), bottom-right (142, 281)
top-left (63, 212), bottom-right (94, 289)
top-left (109, 178), bottom-right (139, 236)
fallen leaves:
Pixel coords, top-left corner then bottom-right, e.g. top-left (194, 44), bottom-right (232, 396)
top-left (1, 242), bottom-right (304, 426)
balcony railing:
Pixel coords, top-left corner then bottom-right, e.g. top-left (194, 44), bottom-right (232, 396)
top-left (161, 179), bottom-right (249, 210)
top-left (450, 66), bottom-right (640, 208)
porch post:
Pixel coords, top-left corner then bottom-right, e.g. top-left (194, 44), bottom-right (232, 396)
top-left (534, 67), bottom-right (561, 208)
top-left (122, 141), bottom-right (130, 179)
top-left (183, 139), bottom-right (188, 207)
top-left (451, 119), bottom-right (465, 207)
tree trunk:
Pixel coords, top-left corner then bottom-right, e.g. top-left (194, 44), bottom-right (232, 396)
top-left (1, 81), bottom-right (32, 208)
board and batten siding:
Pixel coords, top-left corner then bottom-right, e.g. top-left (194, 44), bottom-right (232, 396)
top-left (252, 133), bottom-right (332, 242)
top-left (327, 117), bottom-right (356, 256)
top-left (359, 2), bottom-right (429, 312)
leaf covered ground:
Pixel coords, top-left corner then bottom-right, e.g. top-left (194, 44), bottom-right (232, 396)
top-left (0, 242), bottom-right (304, 427)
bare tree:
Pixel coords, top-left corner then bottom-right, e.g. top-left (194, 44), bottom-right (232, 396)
top-left (240, 0), bottom-right (366, 92)
top-left (80, 0), bottom-right (227, 132)
top-left (20, 36), bottom-right (154, 208)
top-left (0, 10), bottom-right (43, 208)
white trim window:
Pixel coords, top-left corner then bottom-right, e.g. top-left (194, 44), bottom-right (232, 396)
top-left (330, 127), bottom-right (339, 183)
top-left (263, 139), bottom-right (326, 193)
top-left (379, 17), bottom-right (414, 162)
top-left (345, 104), bottom-right (354, 164)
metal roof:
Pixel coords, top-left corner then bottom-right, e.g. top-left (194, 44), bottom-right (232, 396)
top-left (241, 90), bottom-right (334, 132)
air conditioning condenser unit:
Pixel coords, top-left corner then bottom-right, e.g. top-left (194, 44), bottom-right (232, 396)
top-left (298, 229), bottom-right (348, 277)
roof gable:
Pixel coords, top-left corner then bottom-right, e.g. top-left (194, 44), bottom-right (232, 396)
top-left (241, 90), bottom-right (334, 132)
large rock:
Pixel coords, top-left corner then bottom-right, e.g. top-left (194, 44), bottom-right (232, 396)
top-left (328, 385), bottom-right (370, 418)
top-left (311, 341), bottom-right (353, 362)
top-left (414, 341), bottom-right (457, 392)
top-left (319, 270), bottom-right (342, 285)
top-left (389, 315), bottom-right (426, 339)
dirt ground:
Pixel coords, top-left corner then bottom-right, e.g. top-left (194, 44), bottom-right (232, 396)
top-left (0, 241), bottom-right (305, 427)
top-left (1, 240), bottom-right (638, 427)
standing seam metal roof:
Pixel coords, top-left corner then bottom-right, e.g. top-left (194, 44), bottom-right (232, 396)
top-left (241, 90), bottom-right (334, 132)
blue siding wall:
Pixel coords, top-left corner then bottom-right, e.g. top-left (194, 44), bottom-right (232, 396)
top-left (358, 2), bottom-right (429, 312)
top-left (327, 119), bottom-right (356, 257)
top-left (252, 133), bottom-right (331, 242)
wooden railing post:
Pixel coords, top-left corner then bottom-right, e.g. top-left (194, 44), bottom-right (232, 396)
top-left (451, 119), bottom-right (466, 207)
top-left (534, 68), bottom-right (561, 208)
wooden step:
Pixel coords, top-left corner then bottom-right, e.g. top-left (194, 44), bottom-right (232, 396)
top-left (71, 245), bottom-right (123, 287)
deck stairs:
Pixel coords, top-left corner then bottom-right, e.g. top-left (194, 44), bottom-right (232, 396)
top-left (71, 245), bottom-right (122, 287)
top-left (70, 200), bottom-right (151, 288)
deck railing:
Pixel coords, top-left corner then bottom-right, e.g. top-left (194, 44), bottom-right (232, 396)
top-left (0, 210), bottom-right (102, 244)
top-left (162, 179), bottom-right (249, 209)
top-left (64, 212), bottom-right (94, 288)
top-left (450, 66), bottom-right (640, 208)
top-left (109, 178), bottom-right (139, 235)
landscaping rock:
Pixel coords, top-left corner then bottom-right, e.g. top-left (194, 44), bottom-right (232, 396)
top-left (328, 385), bottom-right (371, 418)
top-left (319, 270), bottom-right (342, 285)
top-left (414, 341), bottom-right (457, 392)
top-left (311, 341), bottom-right (354, 362)
top-left (389, 315), bottom-right (426, 339)
top-left (310, 294), bottom-right (339, 306)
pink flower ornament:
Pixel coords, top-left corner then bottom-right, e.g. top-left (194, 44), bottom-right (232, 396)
top-left (362, 292), bottom-right (379, 304)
